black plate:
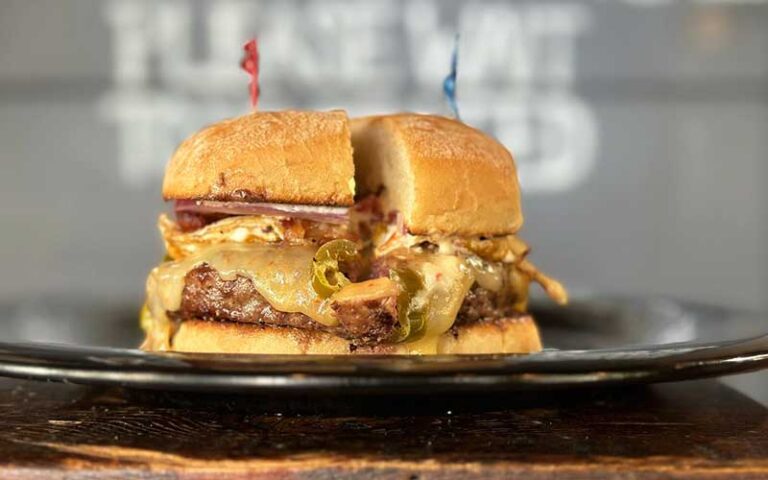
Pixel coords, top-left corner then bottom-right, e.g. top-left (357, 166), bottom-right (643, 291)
top-left (0, 296), bottom-right (765, 394)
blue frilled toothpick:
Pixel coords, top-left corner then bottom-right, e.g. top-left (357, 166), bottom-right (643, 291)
top-left (442, 34), bottom-right (460, 120)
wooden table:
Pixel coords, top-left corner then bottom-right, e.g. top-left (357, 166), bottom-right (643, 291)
top-left (0, 377), bottom-right (766, 479)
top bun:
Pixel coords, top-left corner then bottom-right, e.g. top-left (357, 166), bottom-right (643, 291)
top-left (163, 110), bottom-right (355, 206)
top-left (351, 114), bottom-right (523, 236)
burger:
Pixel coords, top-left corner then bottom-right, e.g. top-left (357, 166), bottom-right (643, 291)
top-left (141, 110), bottom-right (566, 355)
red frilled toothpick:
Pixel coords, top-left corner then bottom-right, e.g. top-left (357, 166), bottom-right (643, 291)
top-left (240, 38), bottom-right (260, 109)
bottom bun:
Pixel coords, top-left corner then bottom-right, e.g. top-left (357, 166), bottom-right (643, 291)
top-left (156, 317), bottom-right (542, 355)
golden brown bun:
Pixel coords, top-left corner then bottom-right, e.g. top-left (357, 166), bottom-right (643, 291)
top-left (155, 317), bottom-right (541, 355)
top-left (163, 110), bottom-right (355, 206)
top-left (351, 113), bottom-right (523, 236)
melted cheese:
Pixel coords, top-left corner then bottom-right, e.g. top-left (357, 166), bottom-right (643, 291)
top-left (145, 243), bottom-right (338, 350)
top-left (398, 255), bottom-right (475, 354)
top-left (464, 255), bottom-right (505, 292)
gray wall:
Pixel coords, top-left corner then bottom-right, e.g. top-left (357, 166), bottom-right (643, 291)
top-left (1, 0), bottom-right (766, 313)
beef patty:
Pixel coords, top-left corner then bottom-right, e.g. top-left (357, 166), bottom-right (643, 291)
top-left (170, 263), bottom-right (523, 345)
top-left (169, 264), bottom-right (398, 345)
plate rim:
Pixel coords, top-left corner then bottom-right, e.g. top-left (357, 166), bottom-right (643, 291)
top-left (0, 334), bottom-right (765, 393)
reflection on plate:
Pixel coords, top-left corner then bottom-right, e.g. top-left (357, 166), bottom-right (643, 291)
top-left (0, 296), bottom-right (765, 394)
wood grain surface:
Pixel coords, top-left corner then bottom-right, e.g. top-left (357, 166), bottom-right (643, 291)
top-left (0, 378), bottom-right (766, 479)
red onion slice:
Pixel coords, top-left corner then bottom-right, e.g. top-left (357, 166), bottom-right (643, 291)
top-left (174, 200), bottom-right (349, 224)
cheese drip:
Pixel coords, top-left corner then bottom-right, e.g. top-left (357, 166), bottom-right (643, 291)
top-left (394, 254), bottom-right (475, 354)
top-left (144, 243), bottom-right (337, 350)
